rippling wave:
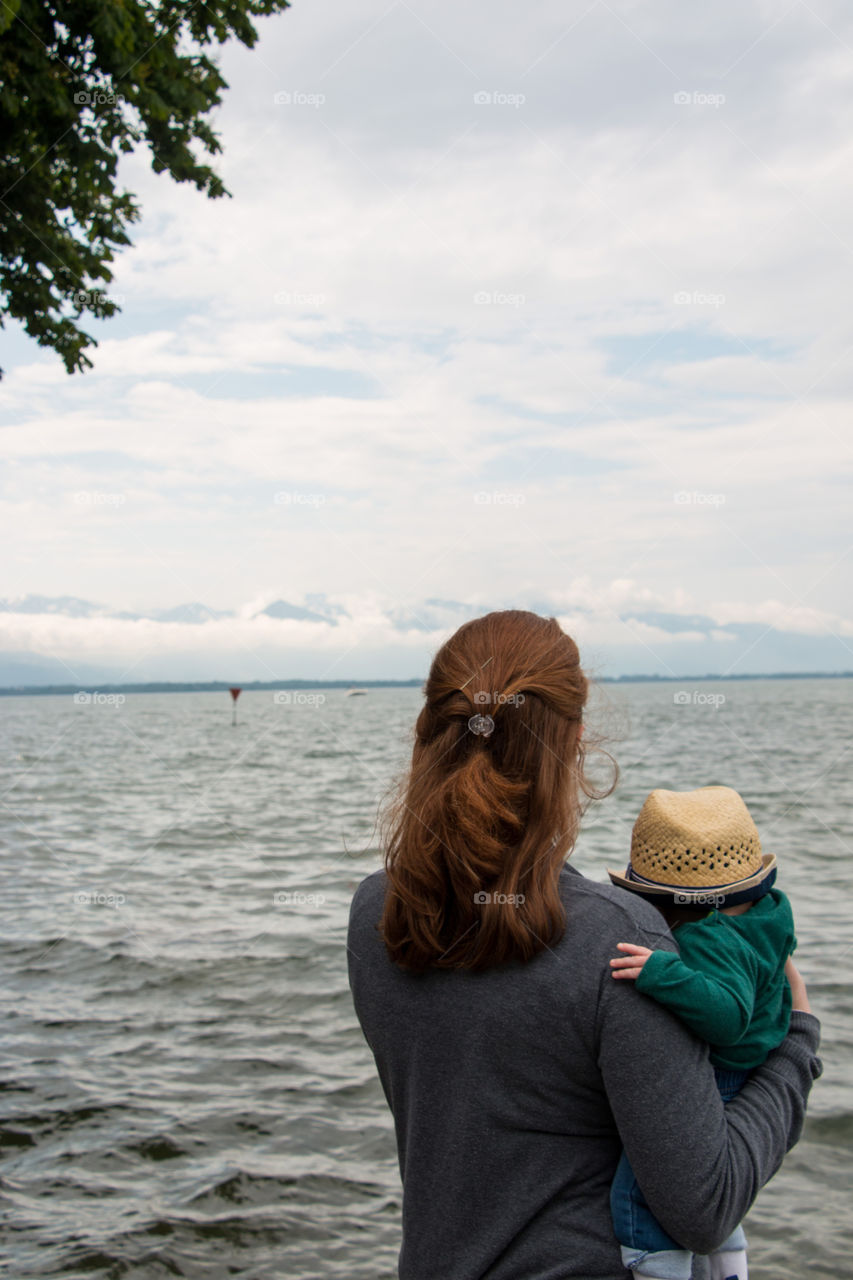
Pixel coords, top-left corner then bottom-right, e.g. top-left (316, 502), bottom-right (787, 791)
top-left (1, 682), bottom-right (849, 1278)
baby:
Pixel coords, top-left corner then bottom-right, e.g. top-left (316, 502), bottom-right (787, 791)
top-left (606, 785), bottom-right (797, 1280)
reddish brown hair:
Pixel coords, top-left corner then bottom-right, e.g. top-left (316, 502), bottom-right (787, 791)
top-left (379, 609), bottom-right (615, 972)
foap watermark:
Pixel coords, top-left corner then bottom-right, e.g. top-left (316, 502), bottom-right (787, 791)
top-left (72, 287), bottom-right (125, 309)
top-left (273, 890), bottom-right (326, 907)
top-left (474, 290), bottom-right (525, 307)
top-left (274, 491), bottom-right (325, 507)
top-left (273, 691), bottom-right (326, 706)
top-left (74, 90), bottom-right (126, 107)
top-left (473, 891), bottom-right (525, 905)
top-left (674, 490), bottom-right (726, 507)
top-left (673, 290), bottom-right (725, 307)
top-left (273, 89), bottom-right (325, 107)
top-left (674, 891), bottom-right (728, 908)
top-left (73, 490), bottom-right (126, 507)
top-left (473, 491), bottom-right (526, 506)
top-left (273, 290), bottom-right (326, 307)
top-left (673, 90), bottom-right (726, 108)
top-left (673, 690), bottom-right (726, 710)
top-left (73, 691), bottom-right (126, 706)
top-left (474, 690), bottom-right (525, 706)
top-left (473, 90), bottom-right (526, 108)
top-left (72, 890), bottom-right (126, 907)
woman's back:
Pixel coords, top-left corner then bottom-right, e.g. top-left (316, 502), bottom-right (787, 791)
top-left (348, 611), bottom-right (821, 1278)
top-left (349, 861), bottom-right (776, 1280)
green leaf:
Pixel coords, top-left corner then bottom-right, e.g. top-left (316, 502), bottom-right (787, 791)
top-left (0, 0), bottom-right (292, 377)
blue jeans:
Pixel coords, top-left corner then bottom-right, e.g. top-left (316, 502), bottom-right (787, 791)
top-left (610, 1068), bottom-right (750, 1278)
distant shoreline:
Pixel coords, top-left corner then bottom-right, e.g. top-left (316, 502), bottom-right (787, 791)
top-left (1, 672), bottom-right (852, 696)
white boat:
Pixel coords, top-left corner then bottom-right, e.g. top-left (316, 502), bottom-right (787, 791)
top-left (345, 687), bottom-right (368, 696)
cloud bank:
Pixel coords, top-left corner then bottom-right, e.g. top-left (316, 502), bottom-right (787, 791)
top-left (2, 0), bottom-right (851, 679)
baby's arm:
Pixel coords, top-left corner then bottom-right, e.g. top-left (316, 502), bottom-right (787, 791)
top-left (610, 933), bottom-right (758, 1046)
top-left (785, 955), bottom-right (811, 1013)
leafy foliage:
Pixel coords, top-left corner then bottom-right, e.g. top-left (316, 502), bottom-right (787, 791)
top-left (0, 0), bottom-right (291, 376)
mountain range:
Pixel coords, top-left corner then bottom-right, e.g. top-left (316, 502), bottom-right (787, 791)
top-left (0, 594), bottom-right (343, 626)
top-left (1, 594), bottom-right (851, 687)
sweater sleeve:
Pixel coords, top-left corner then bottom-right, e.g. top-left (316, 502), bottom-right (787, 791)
top-left (598, 916), bottom-right (822, 1256)
top-left (634, 928), bottom-right (758, 1047)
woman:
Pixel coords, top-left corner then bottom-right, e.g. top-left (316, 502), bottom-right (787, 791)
top-left (347, 611), bottom-right (821, 1280)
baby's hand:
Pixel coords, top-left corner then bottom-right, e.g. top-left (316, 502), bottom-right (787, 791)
top-left (610, 942), bottom-right (654, 980)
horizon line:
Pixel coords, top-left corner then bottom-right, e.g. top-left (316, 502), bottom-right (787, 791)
top-left (2, 670), bottom-right (853, 696)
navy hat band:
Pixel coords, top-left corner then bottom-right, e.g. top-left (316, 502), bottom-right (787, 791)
top-left (624, 863), bottom-right (776, 908)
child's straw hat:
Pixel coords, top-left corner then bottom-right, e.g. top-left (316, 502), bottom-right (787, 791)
top-left (607, 786), bottom-right (777, 904)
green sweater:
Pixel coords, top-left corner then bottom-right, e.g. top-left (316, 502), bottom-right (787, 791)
top-left (635, 887), bottom-right (796, 1070)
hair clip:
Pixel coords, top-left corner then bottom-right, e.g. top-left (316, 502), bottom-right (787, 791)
top-left (468, 713), bottom-right (495, 737)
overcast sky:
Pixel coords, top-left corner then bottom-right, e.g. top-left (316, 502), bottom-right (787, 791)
top-left (2, 0), bottom-right (852, 681)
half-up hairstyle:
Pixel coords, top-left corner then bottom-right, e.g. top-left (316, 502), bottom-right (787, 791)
top-left (379, 609), bottom-right (614, 972)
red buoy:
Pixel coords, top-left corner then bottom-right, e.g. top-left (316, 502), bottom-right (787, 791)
top-left (229, 687), bottom-right (242, 725)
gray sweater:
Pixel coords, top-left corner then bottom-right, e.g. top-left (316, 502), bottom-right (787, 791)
top-left (347, 863), bottom-right (822, 1280)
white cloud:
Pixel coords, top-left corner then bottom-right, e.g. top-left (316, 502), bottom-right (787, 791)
top-left (1, 0), bottom-right (852, 673)
top-left (710, 599), bottom-right (853, 637)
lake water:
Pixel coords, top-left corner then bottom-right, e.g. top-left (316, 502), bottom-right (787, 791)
top-left (1, 679), bottom-right (850, 1279)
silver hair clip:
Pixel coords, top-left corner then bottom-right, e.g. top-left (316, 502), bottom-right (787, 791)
top-left (468, 713), bottom-right (495, 737)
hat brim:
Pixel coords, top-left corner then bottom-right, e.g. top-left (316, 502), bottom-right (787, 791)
top-left (606, 851), bottom-right (777, 899)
